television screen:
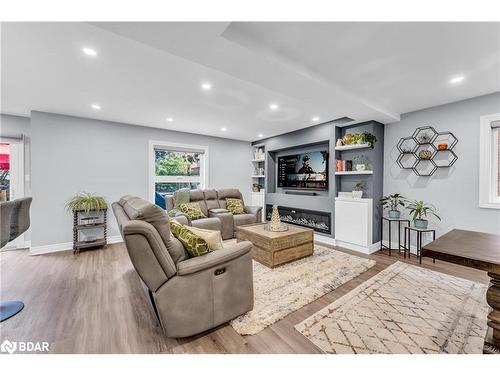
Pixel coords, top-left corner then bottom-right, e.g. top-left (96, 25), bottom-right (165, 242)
top-left (277, 151), bottom-right (328, 190)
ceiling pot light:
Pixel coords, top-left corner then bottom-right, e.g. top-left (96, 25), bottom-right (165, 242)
top-left (91, 104), bottom-right (101, 110)
top-left (450, 75), bottom-right (465, 84)
top-left (269, 103), bottom-right (279, 110)
top-left (82, 47), bottom-right (97, 57)
top-left (201, 82), bottom-right (212, 91)
top-left (312, 116), bottom-right (320, 122)
top-left (166, 117), bottom-right (173, 122)
top-left (221, 127), bottom-right (227, 131)
top-left (258, 133), bottom-right (263, 138)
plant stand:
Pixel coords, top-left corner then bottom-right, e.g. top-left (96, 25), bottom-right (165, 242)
top-left (403, 226), bottom-right (436, 264)
top-left (380, 217), bottom-right (410, 256)
top-left (73, 209), bottom-right (107, 253)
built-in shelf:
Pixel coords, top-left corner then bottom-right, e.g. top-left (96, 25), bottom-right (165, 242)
top-left (335, 170), bottom-right (373, 175)
top-left (251, 158), bottom-right (265, 162)
top-left (251, 175), bottom-right (266, 178)
top-left (335, 143), bottom-right (370, 151)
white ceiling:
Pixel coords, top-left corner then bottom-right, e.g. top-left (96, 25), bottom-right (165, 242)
top-left (1, 22), bottom-right (499, 141)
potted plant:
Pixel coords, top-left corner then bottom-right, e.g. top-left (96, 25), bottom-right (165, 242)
top-left (406, 200), bottom-right (440, 229)
top-left (380, 193), bottom-right (406, 219)
top-left (362, 132), bottom-right (377, 149)
top-left (354, 155), bottom-right (370, 171)
top-left (352, 181), bottom-right (365, 199)
top-left (66, 192), bottom-right (108, 213)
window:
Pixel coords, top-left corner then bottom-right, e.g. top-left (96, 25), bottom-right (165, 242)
top-left (479, 114), bottom-right (500, 209)
top-left (149, 141), bottom-right (208, 202)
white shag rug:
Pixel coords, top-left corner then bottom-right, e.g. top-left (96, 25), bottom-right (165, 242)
top-left (230, 245), bottom-right (375, 335)
top-left (295, 261), bottom-right (489, 354)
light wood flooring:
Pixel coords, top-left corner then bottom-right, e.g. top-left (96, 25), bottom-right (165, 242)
top-left (0, 242), bottom-right (489, 354)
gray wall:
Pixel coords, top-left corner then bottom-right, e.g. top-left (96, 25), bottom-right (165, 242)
top-left (30, 111), bottom-right (253, 248)
top-left (384, 92), bottom-right (500, 237)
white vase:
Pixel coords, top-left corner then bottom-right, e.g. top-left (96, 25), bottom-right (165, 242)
top-left (352, 190), bottom-right (363, 199)
top-left (355, 164), bottom-right (366, 171)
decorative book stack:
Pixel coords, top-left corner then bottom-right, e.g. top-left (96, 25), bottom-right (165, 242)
top-left (336, 159), bottom-right (353, 172)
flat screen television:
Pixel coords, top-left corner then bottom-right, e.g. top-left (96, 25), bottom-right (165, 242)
top-left (277, 150), bottom-right (328, 190)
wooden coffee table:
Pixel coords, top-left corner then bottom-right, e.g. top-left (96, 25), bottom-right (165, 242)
top-left (421, 229), bottom-right (500, 354)
top-left (236, 223), bottom-right (314, 268)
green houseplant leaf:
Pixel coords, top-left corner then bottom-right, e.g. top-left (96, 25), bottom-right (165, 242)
top-left (66, 192), bottom-right (108, 213)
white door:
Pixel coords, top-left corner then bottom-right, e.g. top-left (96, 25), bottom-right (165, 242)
top-left (1, 139), bottom-right (27, 250)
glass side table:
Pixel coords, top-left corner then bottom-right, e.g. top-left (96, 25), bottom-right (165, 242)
top-left (404, 226), bottom-right (436, 264)
top-left (380, 217), bottom-right (410, 256)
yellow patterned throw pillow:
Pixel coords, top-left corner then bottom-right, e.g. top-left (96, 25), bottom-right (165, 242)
top-left (169, 221), bottom-right (210, 257)
top-left (179, 202), bottom-right (206, 220)
top-left (226, 198), bottom-right (245, 215)
top-left (186, 226), bottom-right (223, 251)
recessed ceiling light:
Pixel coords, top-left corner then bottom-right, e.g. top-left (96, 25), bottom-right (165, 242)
top-left (450, 75), bottom-right (465, 84)
top-left (201, 82), bottom-right (212, 91)
top-left (269, 103), bottom-right (279, 110)
top-left (91, 104), bottom-right (101, 110)
top-left (166, 117), bottom-right (173, 122)
top-left (221, 127), bottom-right (227, 131)
top-left (258, 133), bottom-right (264, 138)
top-left (82, 47), bottom-right (97, 57)
top-left (312, 116), bottom-right (320, 122)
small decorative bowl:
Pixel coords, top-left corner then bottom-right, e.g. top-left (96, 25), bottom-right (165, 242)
top-left (438, 143), bottom-right (448, 150)
top-left (419, 150), bottom-right (432, 160)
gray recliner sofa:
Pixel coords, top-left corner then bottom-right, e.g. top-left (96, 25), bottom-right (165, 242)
top-left (166, 188), bottom-right (262, 240)
top-left (113, 195), bottom-right (254, 338)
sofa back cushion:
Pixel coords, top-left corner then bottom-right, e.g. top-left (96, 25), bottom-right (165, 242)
top-left (203, 189), bottom-right (220, 211)
top-left (120, 196), bottom-right (187, 264)
top-left (188, 190), bottom-right (209, 216)
top-left (217, 189), bottom-right (243, 209)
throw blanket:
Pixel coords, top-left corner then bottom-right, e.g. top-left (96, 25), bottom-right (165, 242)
top-left (167, 189), bottom-right (190, 218)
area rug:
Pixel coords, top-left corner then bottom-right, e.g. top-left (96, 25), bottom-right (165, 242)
top-left (295, 261), bottom-right (489, 354)
top-left (230, 245), bottom-right (375, 335)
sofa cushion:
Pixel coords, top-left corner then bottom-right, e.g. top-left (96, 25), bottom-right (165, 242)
top-left (203, 189), bottom-right (220, 211)
top-left (170, 221), bottom-right (210, 257)
top-left (186, 226), bottom-right (223, 251)
top-left (189, 190), bottom-right (209, 216)
top-left (226, 198), bottom-right (245, 215)
top-left (179, 202), bottom-right (207, 220)
top-left (233, 213), bottom-right (258, 229)
top-left (217, 189), bottom-right (243, 209)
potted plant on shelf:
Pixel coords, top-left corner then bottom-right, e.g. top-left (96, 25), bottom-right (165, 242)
top-left (354, 155), bottom-right (370, 171)
top-left (406, 200), bottom-right (440, 229)
top-left (380, 193), bottom-right (406, 219)
top-left (66, 192), bottom-right (108, 213)
top-left (362, 132), bottom-right (377, 149)
top-left (352, 181), bottom-right (365, 199)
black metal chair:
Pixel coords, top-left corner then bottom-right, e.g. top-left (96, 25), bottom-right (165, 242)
top-left (0, 197), bottom-right (32, 322)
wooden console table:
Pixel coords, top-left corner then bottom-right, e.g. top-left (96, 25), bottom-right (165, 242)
top-left (421, 229), bottom-right (500, 354)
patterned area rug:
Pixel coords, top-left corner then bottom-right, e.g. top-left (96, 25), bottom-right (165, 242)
top-left (295, 261), bottom-right (489, 354)
top-left (230, 245), bottom-right (375, 335)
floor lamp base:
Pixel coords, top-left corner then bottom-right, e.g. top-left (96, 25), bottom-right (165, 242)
top-left (0, 301), bottom-right (24, 322)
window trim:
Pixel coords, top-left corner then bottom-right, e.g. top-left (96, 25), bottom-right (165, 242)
top-left (148, 140), bottom-right (209, 203)
top-left (479, 113), bottom-right (500, 209)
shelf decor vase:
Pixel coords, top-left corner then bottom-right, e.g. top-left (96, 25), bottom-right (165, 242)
top-left (414, 219), bottom-right (428, 229)
top-left (388, 210), bottom-right (401, 219)
top-left (352, 190), bottom-right (363, 199)
top-left (355, 164), bottom-right (366, 171)
top-left (270, 205), bottom-right (282, 232)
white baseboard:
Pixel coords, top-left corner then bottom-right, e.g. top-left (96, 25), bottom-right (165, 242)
top-left (30, 236), bottom-right (123, 255)
top-left (314, 233), bottom-right (380, 255)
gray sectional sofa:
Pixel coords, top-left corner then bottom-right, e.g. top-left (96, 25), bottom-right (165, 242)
top-left (112, 195), bottom-right (254, 338)
top-left (166, 188), bottom-right (262, 240)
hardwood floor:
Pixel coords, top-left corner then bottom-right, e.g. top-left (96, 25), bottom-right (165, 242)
top-left (0, 242), bottom-right (489, 354)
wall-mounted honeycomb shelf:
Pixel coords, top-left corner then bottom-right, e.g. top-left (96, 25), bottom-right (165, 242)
top-left (396, 126), bottom-right (458, 176)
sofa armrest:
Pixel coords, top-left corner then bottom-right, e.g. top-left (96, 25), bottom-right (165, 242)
top-left (176, 241), bottom-right (252, 276)
top-left (245, 206), bottom-right (262, 221)
top-left (170, 213), bottom-right (190, 225)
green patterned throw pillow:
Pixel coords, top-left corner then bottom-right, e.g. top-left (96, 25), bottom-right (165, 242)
top-left (226, 198), bottom-right (245, 215)
top-left (179, 202), bottom-right (206, 220)
top-left (169, 221), bottom-right (210, 257)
